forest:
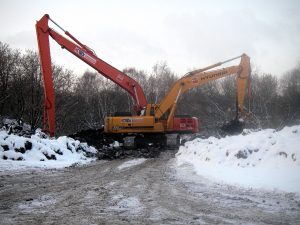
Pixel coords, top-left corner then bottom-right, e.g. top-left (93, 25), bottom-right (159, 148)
top-left (0, 41), bottom-right (299, 136)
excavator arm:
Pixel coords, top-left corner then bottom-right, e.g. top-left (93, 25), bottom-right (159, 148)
top-left (36, 14), bottom-right (147, 136)
top-left (154, 54), bottom-right (251, 130)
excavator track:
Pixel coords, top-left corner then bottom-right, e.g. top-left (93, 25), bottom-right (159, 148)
top-left (69, 129), bottom-right (167, 160)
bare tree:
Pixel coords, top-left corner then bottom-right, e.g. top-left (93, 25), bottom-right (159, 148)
top-left (0, 42), bottom-right (21, 115)
top-left (20, 51), bottom-right (43, 129)
top-left (148, 61), bottom-right (177, 103)
top-left (279, 63), bottom-right (300, 125)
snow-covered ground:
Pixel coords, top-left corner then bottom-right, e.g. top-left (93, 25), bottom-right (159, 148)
top-left (176, 125), bottom-right (300, 194)
top-left (0, 129), bottom-right (97, 171)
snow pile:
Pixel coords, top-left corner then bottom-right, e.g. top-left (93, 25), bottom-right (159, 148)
top-left (0, 129), bottom-right (97, 171)
top-left (176, 125), bottom-right (300, 193)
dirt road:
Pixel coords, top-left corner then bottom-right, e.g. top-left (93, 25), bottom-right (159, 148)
top-left (0, 151), bottom-right (299, 225)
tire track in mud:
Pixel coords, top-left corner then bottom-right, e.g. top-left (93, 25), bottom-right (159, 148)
top-left (0, 151), bottom-right (299, 225)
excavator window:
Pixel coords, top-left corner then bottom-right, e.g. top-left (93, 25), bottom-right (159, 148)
top-left (150, 107), bottom-right (155, 116)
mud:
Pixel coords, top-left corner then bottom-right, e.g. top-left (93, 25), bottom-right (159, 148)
top-left (0, 151), bottom-right (299, 225)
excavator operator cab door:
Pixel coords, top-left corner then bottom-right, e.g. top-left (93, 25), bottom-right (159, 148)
top-left (145, 104), bottom-right (156, 116)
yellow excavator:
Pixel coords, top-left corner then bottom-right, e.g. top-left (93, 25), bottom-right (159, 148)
top-left (36, 14), bottom-right (251, 149)
top-left (104, 54), bottom-right (251, 148)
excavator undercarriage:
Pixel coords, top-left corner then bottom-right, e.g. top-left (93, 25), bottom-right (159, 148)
top-left (69, 128), bottom-right (177, 159)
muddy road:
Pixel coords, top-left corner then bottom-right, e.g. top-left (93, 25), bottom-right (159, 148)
top-left (0, 151), bottom-right (299, 225)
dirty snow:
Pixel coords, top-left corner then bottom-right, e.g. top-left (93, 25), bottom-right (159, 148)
top-left (110, 195), bottom-right (144, 214)
top-left (117, 158), bottom-right (147, 170)
top-left (176, 125), bottom-right (300, 193)
top-left (0, 130), bottom-right (97, 171)
top-left (18, 194), bottom-right (56, 213)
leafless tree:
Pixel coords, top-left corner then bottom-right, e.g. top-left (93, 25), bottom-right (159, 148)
top-left (0, 42), bottom-right (21, 115)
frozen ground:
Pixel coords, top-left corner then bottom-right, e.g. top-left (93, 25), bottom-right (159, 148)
top-left (176, 125), bottom-right (300, 194)
top-left (0, 151), bottom-right (299, 225)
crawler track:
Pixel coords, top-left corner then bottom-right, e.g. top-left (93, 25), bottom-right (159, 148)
top-left (69, 129), bottom-right (167, 160)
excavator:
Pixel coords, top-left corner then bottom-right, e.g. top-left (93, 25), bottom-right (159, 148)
top-left (36, 14), bottom-right (251, 149)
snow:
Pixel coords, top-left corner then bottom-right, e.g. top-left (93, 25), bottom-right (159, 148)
top-left (110, 195), bottom-right (144, 214)
top-left (117, 158), bottom-right (147, 170)
top-left (112, 141), bottom-right (120, 147)
top-left (0, 130), bottom-right (97, 171)
top-left (18, 194), bottom-right (56, 213)
top-left (176, 125), bottom-right (300, 194)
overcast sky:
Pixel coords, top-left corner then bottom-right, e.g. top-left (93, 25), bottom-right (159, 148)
top-left (1, 0), bottom-right (299, 77)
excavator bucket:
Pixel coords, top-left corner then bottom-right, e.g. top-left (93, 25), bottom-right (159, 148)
top-left (221, 118), bottom-right (245, 135)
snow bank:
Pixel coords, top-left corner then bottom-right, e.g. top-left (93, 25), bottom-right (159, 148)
top-left (176, 125), bottom-right (300, 193)
top-left (0, 129), bottom-right (97, 171)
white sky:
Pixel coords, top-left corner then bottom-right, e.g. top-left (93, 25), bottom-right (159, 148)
top-left (0, 0), bottom-right (299, 77)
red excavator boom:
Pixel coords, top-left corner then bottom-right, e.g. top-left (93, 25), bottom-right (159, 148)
top-left (36, 14), bottom-right (147, 136)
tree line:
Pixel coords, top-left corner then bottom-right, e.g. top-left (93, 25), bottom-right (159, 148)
top-left (0, 42), bottom-right (299, 135)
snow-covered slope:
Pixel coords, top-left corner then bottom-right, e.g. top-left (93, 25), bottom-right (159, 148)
top-left (176, 125), bottom-right (300, 193)
top-left (0, 129), bottom-right (97, 171)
